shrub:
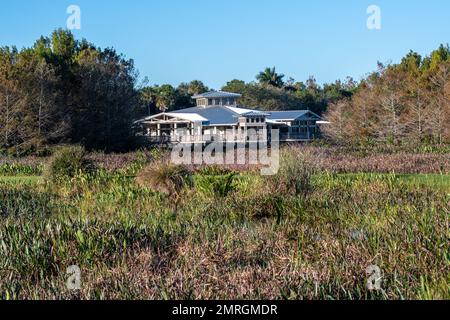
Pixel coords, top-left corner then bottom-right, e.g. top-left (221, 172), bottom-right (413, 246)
top-left (268, 147), bottom-right (316, 196)
top-left (135, 162), bottom-right (192, 196)
top-left (194, 166), bottom-right (237, 198)
top-left (44, 146), bottom-right (96, 182)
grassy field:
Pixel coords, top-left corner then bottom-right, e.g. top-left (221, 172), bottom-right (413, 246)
top-left (0, 148), bottom-right (449, 300)
top-left (0, 176), bottom-right (42, 185)
top-left (2, 173), bottom-right (447, 191)
top-left (336, 173), bottom-right (450, 193)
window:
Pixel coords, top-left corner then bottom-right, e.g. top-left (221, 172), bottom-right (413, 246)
top-left (208, 99), bottom-right (213, 105)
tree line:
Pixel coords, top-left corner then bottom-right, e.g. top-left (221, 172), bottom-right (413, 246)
top-left (323, 45), bottom-right (450, 146)
top-left (0, 29), bottom-right (139, 155)
top-left (3, 29), bottom-right (352, 154)
top-left (140, 67), bottom-right (356, 116)
top-left (1, 29), bottom-right (448, 155)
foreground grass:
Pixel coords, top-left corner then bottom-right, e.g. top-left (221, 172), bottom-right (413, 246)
top-left (336, 173), bottom-right (450, 193)
top-left (0, 176), bottom-right (42, 185)
top-left (0, 166), bottom-right (448, 300)
top-left (2, 173), bottom-right (447, 191)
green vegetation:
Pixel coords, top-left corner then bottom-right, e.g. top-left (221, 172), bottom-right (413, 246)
top-left (0, 163), bottom-right (43, 176)
top-left (0, 28), bottom-right (448, 299)
top-left (0, 29), bottom-right (139, 155)
top-left (44, 145), bottom-right (96, 182)
top-left (194, 166), bottom-right (237, 198)
top-left (338, 173), bottom-right (450, 192)
top-left (0, 148), bottom-right (448, 300)
top-left (0, 176), bottom-right (42, 185)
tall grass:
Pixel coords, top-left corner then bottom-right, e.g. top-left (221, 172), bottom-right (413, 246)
top-left (0, 163), bottom-right (43, 176)
top-left (0, 147), bottom-right (448, 300)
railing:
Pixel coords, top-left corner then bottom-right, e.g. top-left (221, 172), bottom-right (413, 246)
top-left (146, 134), bottom-right (268, 144)
top-left (279, 133), bottom-right (313, 141)
top-left (145, 133), bottom-right (316, 144)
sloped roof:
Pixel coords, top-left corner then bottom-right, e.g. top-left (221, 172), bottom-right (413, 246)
top-left (226, 106), bottom-right (270, 117)
top-left (166, 113), bottom-right (208, 122)
top-left (226, 106), bottom-right (255, 115)
top-left (192, 91), bottom-right (242, 99)
top-left (267, 110), bottom-right (311, 121)
top-left (138, 104), bottom-right (320, 126)
top-left (171, 106), bottom-right (240, 125)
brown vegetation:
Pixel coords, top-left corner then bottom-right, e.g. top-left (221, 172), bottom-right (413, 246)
top-left (323, 48), bottom-right (450, 145)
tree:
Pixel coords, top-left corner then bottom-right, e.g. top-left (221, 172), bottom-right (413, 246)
top-left (403, 78), bottom-right (429, 142)
top-left (427, 62), bottom-right (450, 144)
top-left (72, 47), bottom-right (139, 151)
top-left (139, 86), bottom-right (158, 116)
top-left (175, 81), bottom-right (208, 109)
top-left (322, 100), bottom-right (351, 144)
top-left (155, 84), bottom-right (176, 112)
top-left (178, 80), bottom-right (209, 96)
top-left (16, 50), bottom-right (67, 151)
top-left (376, 67), bottom-right (407, 143)
top-left (0, 47), bottom-right (20, 149)
top-left (323, 44), bottom-right (450, 146)
top-left (256, 67), bottom-right (285, 87)
top-left (222, 79), bottom-right (246, 94)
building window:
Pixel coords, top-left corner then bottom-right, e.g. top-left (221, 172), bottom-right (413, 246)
top-left (208, 99), bottom-right (213, 105)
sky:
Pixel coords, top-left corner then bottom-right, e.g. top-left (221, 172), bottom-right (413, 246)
top-left (1, 0), bottom-right (449, 89)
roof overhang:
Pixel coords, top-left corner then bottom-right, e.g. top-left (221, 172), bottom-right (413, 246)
top-left (135, 112), bottom-right (207, 124)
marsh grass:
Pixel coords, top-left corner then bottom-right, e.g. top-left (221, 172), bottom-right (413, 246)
top-left (0, 147), bottom-right (448, 300)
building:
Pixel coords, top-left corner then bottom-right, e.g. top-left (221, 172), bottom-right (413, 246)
top-left (135, 91), bottom-right (322, 144)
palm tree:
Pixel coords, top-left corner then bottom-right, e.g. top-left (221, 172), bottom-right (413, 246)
top-left (256, 67), bottom-right (285, 87)
top-left (155, 84), bottom-right (176, 112)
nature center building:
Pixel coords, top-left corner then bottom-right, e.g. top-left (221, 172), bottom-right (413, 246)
top-left (136, 91), bottom-right (323, 144)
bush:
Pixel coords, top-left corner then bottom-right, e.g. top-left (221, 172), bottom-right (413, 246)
top-left (194, 166), bottom-right (237, 198)
top-left (268, 147), bottom-right (316, 196)
top-left (44, 146), bottom-right (96, 182)
top-left (135, 162), bottom-right (192, 196)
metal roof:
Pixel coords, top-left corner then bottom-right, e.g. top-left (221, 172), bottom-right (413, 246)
top-left (267, 111), bottom-right (310, 121)
top-left (138, 103), bottom-right (320, 126)
top-left (192, 91), bottom-right (242, 99)
top-left (241, 111), bottom-right (271, 117)
top-left (171, 106), bottom-right (240, 125)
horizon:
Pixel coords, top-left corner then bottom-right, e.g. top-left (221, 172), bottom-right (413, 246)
top-left (1, 0), bottom-right (449, 89)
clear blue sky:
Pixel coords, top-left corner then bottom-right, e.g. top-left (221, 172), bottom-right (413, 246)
top-left (1, 0), bottom-right (449, 89)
